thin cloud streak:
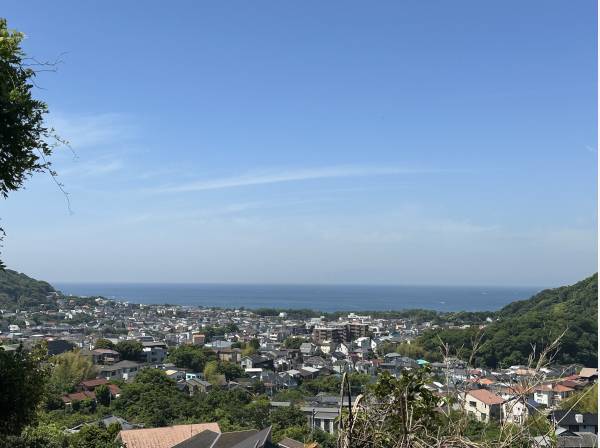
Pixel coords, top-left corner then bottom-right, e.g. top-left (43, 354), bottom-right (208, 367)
top-left (151, 165), bottom-right (454, 193)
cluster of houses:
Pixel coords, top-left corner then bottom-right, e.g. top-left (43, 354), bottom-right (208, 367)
top-left (1, 298), bottom-right (597, 447)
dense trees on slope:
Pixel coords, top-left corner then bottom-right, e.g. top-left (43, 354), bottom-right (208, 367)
top-left (0, 269), bottom-right (57, 310)
top-left (414, 274), bottom-right (598, 368)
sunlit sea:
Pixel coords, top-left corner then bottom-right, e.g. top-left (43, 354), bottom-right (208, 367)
top-left (53, 283), bottom-right (542, 312)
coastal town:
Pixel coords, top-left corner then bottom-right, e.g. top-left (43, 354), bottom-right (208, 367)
top-left (0, 291), bottom-right (597, 447)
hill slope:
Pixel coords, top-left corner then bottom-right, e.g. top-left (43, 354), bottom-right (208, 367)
top-left (418, 274), bottom-right (598, 368)
top-left (0, 269), bottom-right (57, 310)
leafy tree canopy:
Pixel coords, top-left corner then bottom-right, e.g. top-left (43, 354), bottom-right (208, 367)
top-left (0, 18), bottom-right (65, 267)
top-left (166, 345), bottom-right (216, 372)
top-left (0, 344), bottom-right (48, 435)
top-left (115, 340), bottom-right (143, 362)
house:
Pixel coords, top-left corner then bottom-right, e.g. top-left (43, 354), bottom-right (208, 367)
top-left (303, 356), bottom-right (329, 369)
top-left (165, 369), bottom-right (186, 381)
top-left (66, 415), bottom-right (140, 433)
top-left (62, 379), bottom-right (121, 406)
top-left (534, 384), bottom-right (575, 408)
top-left (533, 429), bottom-right (599, 448)
top-left (192, 333), bottom-right (206, 346)
top-left (501, 395), bottom-right (540, 425)
top-left (118, 423), bottom-right (221, 448)
top-left (579, 368), bottom-right (599, 383)
top-left (213, 347), bottom-right (242, 363)
top-left (62, 390), bottom-right (96, 406)
top-left (205, 340), bottom-right (232, 350)
top-left (79, 378), bottom-right (121, 397)
top-left (171, 426), bottom-right (272, 448)
top-left (185, 378), bottom-right (212, 395)
top-left (142, 341), bottom-right (168, 364)
top-left (300, 343), bottom-right (317, 357)
top-left (276, 372), bottom-right (299, 389)
top-left (89, 348), bottom-right (121, 365)
top-left (241, 355), bottom-right (274, 370)
top-left (98, 360), bottom-right (141, 381)
top-left (551, 411), bottom-right (598, 434)
top-left (186, 372), bottom-right (202, 380)
top-left (463, 389), bottom-right (505, 423)
top-left (298, 367), bottom-right (321, 380)
top-left (300, 406), bottom-right (338, 434)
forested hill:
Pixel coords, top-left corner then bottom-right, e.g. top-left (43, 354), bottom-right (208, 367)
top-left (498, 273), bottom-right (597, 318)
top-left (417, 273), bottom-right (598, 368)
top-left (0, 269), bottom-right (57, 310)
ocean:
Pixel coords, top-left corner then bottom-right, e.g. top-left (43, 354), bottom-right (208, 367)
top-left (52, 283), bottom-right (542, 312)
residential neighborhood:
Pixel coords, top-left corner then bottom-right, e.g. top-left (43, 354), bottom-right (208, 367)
top-left (1, 295), bottom-right (597, 447)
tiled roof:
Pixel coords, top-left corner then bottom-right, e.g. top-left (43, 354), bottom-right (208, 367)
top-left (80, 378), bottom-right (109, 388)
top-left (119, 423), bottom-right (221, 448)
top-left (467, 389), bottom-right (505, 405)
top-left (62, 390), bottom-right (96, 403)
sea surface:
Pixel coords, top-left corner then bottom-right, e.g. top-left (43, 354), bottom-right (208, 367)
top-left (53, 283), bottom-right (542, 312)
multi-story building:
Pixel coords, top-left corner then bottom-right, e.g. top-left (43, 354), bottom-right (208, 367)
top-left (312, 322), bottom-right (369, 344)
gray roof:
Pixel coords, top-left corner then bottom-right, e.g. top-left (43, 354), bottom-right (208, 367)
top-left (187, 378), bottom-right (212, 387)
top-left (99, 360), bottom-right (140, 371)
top-left (278, 437), bottom-right (304, 448)
top-left (552, 411), bottom-right (598, 427)
top-left (174, 427), bottom-right (272, 448)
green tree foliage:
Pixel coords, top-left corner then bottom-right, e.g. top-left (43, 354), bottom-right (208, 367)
top-left (95, 384), bottom-right (111, 407)
top-left (49, 350), bottom-right (96, 394)
top-left (370, 369), bottom-right (440, 438)
top-left (0, 423), bottom-right (68, 448)
top-left (272, 388), bottom-right (306, 403)
top-left (0, 268), bottom-right (56, 310)
top-left (203, 360), bottom-right (226, 385)
top-left (270, 405), bottom-right (307, 440)
top-left (203, 323), bottom-right (239, 341)
top-left (0, 344), bottom-right (48, 435)
top-left (0, 19), bottom-right (65, 268)
top-left (283, 337), bottom-right (305, 349)
top-left (113, 368), bottom-right (190, 427)
top-left (167, 345), bottom-right (216, 372)
top-left (216, 361), bottom-right (244, 381)
top-left (300, 373), bottom-right (371, 396)
top-left (115, 340), bottom-right (143, 361)
top-left (560, 384), bottom-right (598, 413)
top-left (69, 424), bottom-right (119, 448)
top-left (415, 274), bottom-right (598, 367)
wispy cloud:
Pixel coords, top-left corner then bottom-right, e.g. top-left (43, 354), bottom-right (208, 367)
top-left (49, 112), bottom-right (134, 149)
top-left (59, 156), bottom-right (124, 177)
top-left (150, 165), bottom-right (448, 193)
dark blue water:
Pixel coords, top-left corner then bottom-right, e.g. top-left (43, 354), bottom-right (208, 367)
top-left (53, 283), bottom-right (542, 312)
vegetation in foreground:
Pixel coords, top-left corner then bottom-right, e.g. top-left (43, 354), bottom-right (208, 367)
top-left (2, 339), bottom-right (597, 448)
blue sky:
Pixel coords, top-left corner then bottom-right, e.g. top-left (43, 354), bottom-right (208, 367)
top-left (1, 1), bottom-right (597, 285)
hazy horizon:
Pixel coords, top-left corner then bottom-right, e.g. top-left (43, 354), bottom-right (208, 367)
top-left (2, 1), bottom-right (597, 287)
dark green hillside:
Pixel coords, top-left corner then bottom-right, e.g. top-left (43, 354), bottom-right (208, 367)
top-left (499, 274), bottom-right (597, 318)
top-left (417, 274), bottom-right (598, 368)
top-left (0, 269), bottom-right (57, 310)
